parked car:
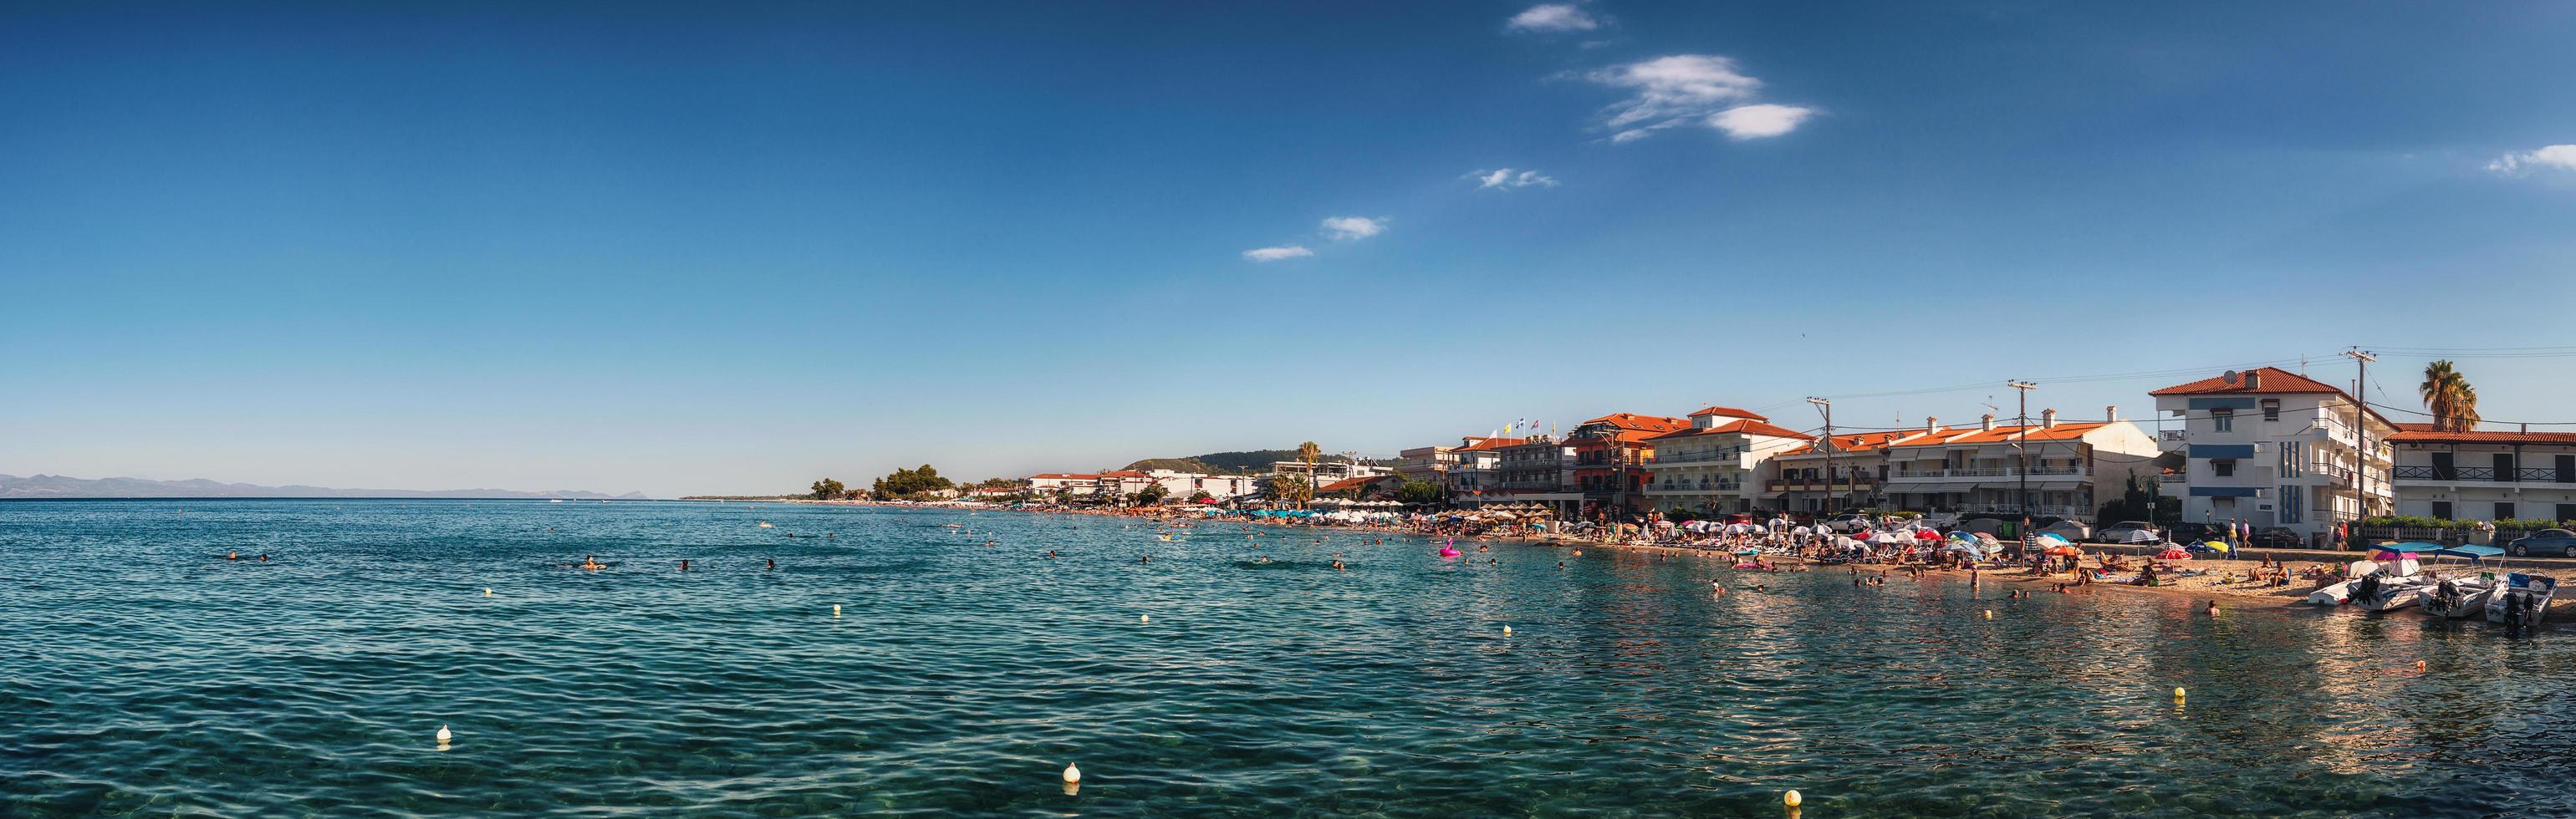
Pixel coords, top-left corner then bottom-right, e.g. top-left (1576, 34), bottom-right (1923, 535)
top-left (2246, 526), bottom-right (2304, 550)
top-left (1822, 512), bottom-right (1876, 533)
top-left (2165, 522), bottom-right (2214, 546)
top-left (2507, 528), bottom-right (2576, 558)
top-left (2037, 521), bottom-right (2092, 542)
top-left (2094, 521), bottom-right (2160, 543)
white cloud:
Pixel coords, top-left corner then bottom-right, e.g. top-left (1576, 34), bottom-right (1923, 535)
top-left (1709, 104), bottom-right (1814, 140)
top-left (1472, 168), bottom-right (1559, 189)
top-left (1320, 216), bottom-right (1387, 241)
top-left (1242, 245), bottom-right (1314, 262)
top-left (1508, 3), bottom-right (1599, 32)
top-left (2489, 145), bottom-right (2576, 175)
top-left (1585, 54), bottom-right (1817, 144)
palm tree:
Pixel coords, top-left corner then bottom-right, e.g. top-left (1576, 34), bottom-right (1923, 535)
top-left (1297, 440), bottom-right (1322, 499)
top-left (2419, 360), bottom-right (2482, 432)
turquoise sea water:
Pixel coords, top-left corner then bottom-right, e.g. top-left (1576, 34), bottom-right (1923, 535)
top-left (2, 499), bottom-right (2569, 816)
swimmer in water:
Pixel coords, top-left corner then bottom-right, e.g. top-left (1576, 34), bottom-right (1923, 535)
top-left (1139, 555), bottom-right (1151, 564)
top-left (679, 559), bottom-right (690, 572)
top-left (2205, 601), bottom-right (2220, 615)
top-left (258, 554), bottom-right (268, 562)
top-left (1045, 550), bottom-right (1058, 558)
top-left (580, 556), bottom-right (604, 571)
top-left (1332, 560), bottom-right (1346, 571)
top-left (986, 540), bottom-right (997, 547)
top-left (766, 558), bottom-right (776, 570)
top-left (226, 552), bottom-right (239, 561)
top-left (1556, 562), bottom-right (1566, 570)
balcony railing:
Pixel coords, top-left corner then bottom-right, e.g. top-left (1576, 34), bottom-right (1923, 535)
top-left (2392, 465), bottom-right (2576, 484)
top-left (1882, 467), bottom-right (2092, 481)
top-left (1648, 480), bottom-right (1742, 493)
top-left (2160, 430), bottom-right (2190, 442)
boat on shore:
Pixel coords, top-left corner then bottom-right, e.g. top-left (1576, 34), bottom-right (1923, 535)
top-left (2487, 573), bottom-right (2560, 628)
top-left (2425, 577), bottom-right (2498, 618)
top-left (2350, 572), bottom-right (2430, 612)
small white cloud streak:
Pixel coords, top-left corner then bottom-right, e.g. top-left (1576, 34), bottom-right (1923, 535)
top-left (2490, 145), bottom-right (2576, 175)
top-left (1320, 216), bottom-right (1387, 241)
top-left (1585, 54), bottom-right (1817, 144)
top-left (1709, 104), bottom-right (1814, 140)
top-left (1472, 168), bottom-right (1559, 189)
top-left (1507, 3), bottom-right (1598, 32)
top-left (1242, 245), bottom-right (1314, 262)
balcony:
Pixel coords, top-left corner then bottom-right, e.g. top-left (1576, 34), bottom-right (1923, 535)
top-left (2393, 465), bottom-right (2576, 486)
top-left (1647, 479), bottom-right (1742, 495)
top-left (2159, 430), bottom-right (2191, 442)
top-left (1880, 467), bottom-right (2092, 482)
top-left (1957, 502), bottom-right (2090, 520)
top-left (1767, 477), bottom-right (1880, 492)
top-left (2157, 473), bottom-right (2186, 485)
top-left (1649, 450), bottom-right (1742, 467)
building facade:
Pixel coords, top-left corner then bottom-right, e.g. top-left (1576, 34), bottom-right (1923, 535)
top-left (1878, 409), bottom-right (2159, 521)
top-left (2150, 366), bottom-right (2395, 542)
top-left (1643, 405), bottom-right (1811, 514)
top-left (2388, 425), bottom-right (2576, 524)
top-left (1567, 413), bottom-right (1691, 516)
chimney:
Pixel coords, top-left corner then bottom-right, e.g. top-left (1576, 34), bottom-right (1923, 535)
top-left (2106, 405), bottom-right (2118, 423)
top-left (2244, 370), bottom-right (2262, 390)
top-left (1981, 414), bottom-right (1996, 431)
top-left (2041, 409), bottom-right (2058, 429)
top-left (1926, 416), bottom-right (1941, 435)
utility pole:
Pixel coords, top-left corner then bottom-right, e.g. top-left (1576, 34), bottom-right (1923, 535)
top-left (2009, 380), bottom-right (2038, 526)
top-left (1807, 397), bottom-right (1832, 515)
top-left (2345, 348), bottom-right (2377, 525)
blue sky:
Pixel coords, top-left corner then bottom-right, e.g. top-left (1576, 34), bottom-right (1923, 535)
top-left (5, 1), bottom-right (2575, 496)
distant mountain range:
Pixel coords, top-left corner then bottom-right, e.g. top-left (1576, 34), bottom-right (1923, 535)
top-left (0, 473), bottom-right (650, 500)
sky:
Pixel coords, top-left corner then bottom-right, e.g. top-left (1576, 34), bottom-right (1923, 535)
top-left (4, 1), bottom-right (2575, 497)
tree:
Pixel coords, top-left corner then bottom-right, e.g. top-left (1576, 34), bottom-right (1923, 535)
top-left (2420, 360), bottom-right (2481, 432)
top-left (1297, 440), bottom-right (1323, 493)
top-left (1187, 490), bottom-right (1214, 504)
top-left (1268, 471), bottom-right (1314, 509)
top-left (870, 464), bottom-right (956, 499)
top-left (1395, 478), bottom-right (1444, 506)
top-left (809, 478), bottom-right (845, 500)
top-left (1134, 483), bottom-right (1170, 506)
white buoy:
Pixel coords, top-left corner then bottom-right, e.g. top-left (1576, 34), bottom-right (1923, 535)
top-left (484, 588), bottom-right (493, 598)
top-left (1502, 625), bottom-right (1512, 636)
top-left (1063, 763), bottom-right (1082, 783)
top-left (833, 605), bottom-right (842, 618)
top-left (1140, 614), bottom-right (1150, 623)
top-left (1783, 790), bottom-right (1801, 807)
top-left (436, 725), bottom-right (451, 743)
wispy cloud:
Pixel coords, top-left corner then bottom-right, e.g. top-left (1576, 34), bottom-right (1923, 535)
top-left (2489, 145), bottom-right (2576, 175)
top-left (1586, 54), bottom-right (1816, 143)
top-left (1508, 3), bottom-right (1599, 33)
top-left (1710, 104), bottom-right (1814, 140)
top-left (1320, 216), bottom-right (1387, 241)
top-left (1471, 168), bottom-right (1559, 189)
top-left (1242, 245), bottom-right (1314, 262)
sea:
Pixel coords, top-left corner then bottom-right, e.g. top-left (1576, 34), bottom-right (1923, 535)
top-left (1, 499), bottom-right (2568, 816)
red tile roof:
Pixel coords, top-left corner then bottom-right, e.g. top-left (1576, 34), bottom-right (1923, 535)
top-left (2148, 366), bottom-right (2344, 396)
top-left (1649, 419), bottom-right (1813, 441)
top-left (1028, 473), bottom-right (1101, 480)
top-left (1686, 405), bottom-right (1768, 421)
top-left (1453, 436), bottom-right (1529, 452)
top-left (2389, 429), bottom-right (2576, 445)
top-left (1780, 430), bottom-right (1923, 456)
top-left (1099, 470), bottom-right (1149, 478)
top-left (1931, 421), bottom-right (2113, 445)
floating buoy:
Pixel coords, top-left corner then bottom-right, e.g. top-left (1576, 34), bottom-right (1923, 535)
top-left (1062, 763), bottom-right (1082, 783)
top-left (1140, 614), bottom-right (1150, 623)
top-left (1502, 625), bottom-right (1512, 636)
top-left (2415, 659), bottom-right (2427, 673)
top-left (1983, 610), bottom-right (1993, 618)
top-left (484, 588), bottom-right (493, 597)
top-left (2173, 687), bottom-right (2186, 702)
top-left (435, 725), bottom-right (451, 743)
top-left (1783, 790), bottom-right (1802, 807)
top-left (833, 605), bottom-right (842, 618)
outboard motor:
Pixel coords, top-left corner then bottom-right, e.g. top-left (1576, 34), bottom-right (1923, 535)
top-left (2354, 573), bottom-right (2383, 607)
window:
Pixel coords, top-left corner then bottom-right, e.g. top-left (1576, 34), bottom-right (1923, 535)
top-left (2213, 459), bottom-right (2236, 477)
top-left (2432, 501), bottom-right (2453, 520)
top-left (2212, 408), bottom-right (2234, 432)
top-left (2260, 399), bottom-right (2280, 422)
top-left (2496, 501), bottom-right (2516, 521)
top-left (2558, 503), bottom-right (2576, 522)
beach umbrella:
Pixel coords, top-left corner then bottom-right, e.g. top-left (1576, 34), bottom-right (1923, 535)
top-left (2157, 547), bottom-right (2191, 560)
top-left (1972, 532), bottom-right (2000, 545)
top-left (1914, 530), bottom-right (1942, 542)
top-left (1869, 531), bottom-right (1905, 544)
top-left (2185, 540), bottom-right (2232, 555)
top-left (2043, 544), bottom-right (2082, 557)
top-left (2119, 528), bottom-right (2160, 544)
top-left (2033, 532), bottom-right (2074, 547)
top-left (1941, 543), bottom-right (1988, 559)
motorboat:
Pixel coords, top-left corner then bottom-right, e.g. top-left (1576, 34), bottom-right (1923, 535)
top-left (2424, 576), bottom-right (2499, 618)
top-left (2487, 572), bottom-right (2560, 628)
top-left (2308, 558), bottom-right (2419, 606)
top-left (2349, 572), bottom-right (2430, 612)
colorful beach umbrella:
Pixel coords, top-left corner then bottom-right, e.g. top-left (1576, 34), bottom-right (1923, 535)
top-left (2033, 532), bottom-right (2074, 547)
top-left (2157, 547), bottom-right (2192, 560)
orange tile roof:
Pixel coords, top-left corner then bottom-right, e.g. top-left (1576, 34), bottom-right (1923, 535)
top-left (1099, 470), bottom-right (1149, 478)
top-left (1686, 405), bottom-right (1768, 421)
top-left (1028, 472), bottom-right (1101, 480)
top-left (2149, 366), bottom-right (2344, 396)
top-left (1780, 430), bottom-right (1924, 456)
top-left (1453, 436), bottom-right (1529, 452)
top-left (1579, 413), bottom-right (1693, 433)
top-left (1912, 421), bottom-right (2113, 445)
top-left (1649, 419), bottom-right (1813, 440)
top-left (2389, 429), bottom-right (2576, 445)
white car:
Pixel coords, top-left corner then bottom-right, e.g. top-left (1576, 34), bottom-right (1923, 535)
top-left (1823, 513), bottom-right (1876, 533)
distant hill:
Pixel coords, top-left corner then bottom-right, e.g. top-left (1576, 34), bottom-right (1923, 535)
top-left (0, 473), bottom-right (650, 500)
top-left (1123, 449), bottom-right (1357, 476)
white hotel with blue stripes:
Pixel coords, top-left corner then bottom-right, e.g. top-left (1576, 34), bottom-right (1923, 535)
top-left (2150, 366), bottom-right (2395, 546)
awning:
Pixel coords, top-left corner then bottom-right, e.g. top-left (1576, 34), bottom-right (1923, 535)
top-left (1882, 481), bottom-right (1942, 494)
top-left (2032, 481), bottom-right (2082, 492)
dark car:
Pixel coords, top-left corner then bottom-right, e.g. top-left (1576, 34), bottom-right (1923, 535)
top-left (2165, 522), bottom-right (2213, 545)
top-left (2507, 528), bottom-right (2576, 558)
top-left (2246, 526), bottom-right (2304, 550)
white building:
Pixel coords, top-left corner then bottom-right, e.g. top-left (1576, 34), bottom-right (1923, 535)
top-left (1027, 473), bottom-right (1101, 495)
top-left (1494, 436), bottom-right (1581, 515)
top-left (1445, 436), bottom-right (1525, 504)
top-left (1145, 470), bottom-right (1261, 501)
top-left (2150, 366), bottom-right (2394, 542)
top-left (1268, 460), bottom-right (1393, 486)
top-left (1644, 406), bottom-right (1811, 514)
top-left (2388, 425), bottom-right (2576, 524)
top-left (1878, 409), bottom-right (2160, 521)
top-left (1391, 445), bottom-right (1457, 481)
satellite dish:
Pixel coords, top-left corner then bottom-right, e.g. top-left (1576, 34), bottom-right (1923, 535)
top-left (2222, 369), bottom-right (2239, 385)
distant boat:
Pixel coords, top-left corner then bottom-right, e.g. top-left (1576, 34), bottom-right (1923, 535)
top-left (549, 499), bottom-right (564, 503)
